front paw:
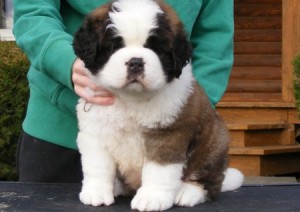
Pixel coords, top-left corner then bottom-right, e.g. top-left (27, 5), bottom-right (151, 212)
top-left (131, 187), bottom-right (175, 211)
top-left (175, 182), bottom-right (207, 207)
top-left (79, 186), bottom-right (114, 207)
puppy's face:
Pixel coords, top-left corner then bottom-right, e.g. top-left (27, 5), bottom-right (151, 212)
top-left (73, 0), bottom-right (192, 95)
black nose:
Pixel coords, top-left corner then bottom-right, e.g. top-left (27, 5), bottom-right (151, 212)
top-left (126, 57), bottom-right (144, 74)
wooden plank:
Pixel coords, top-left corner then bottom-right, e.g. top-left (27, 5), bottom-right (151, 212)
top-left (230, 67), bottom-right (282, 80)
top-left (288, 108), bottom-right (300, 124)
top-left (226, 79), bottom-right (282, 93)
top-left (230, 122), bottom-right (287, 147)
top-left (229, 155), bottom-right (261, 176)
top-left (235, 4), bottom-right (282, 17)
top-left (235, 29), bottom-right (281, 42)
top-left (282, 0), bottom-right (300, 103)
top-left (235, 0), bottom-right (282, 4)
top-left (229, 154), bottom-right (300, 176)
top-left (228, 123), bottom-right (295, 146)
top-left (235, 17), bottom-right (281, 29)
top-left (230, 130), bottom-right (283, 147)
top-left (228, 123), bottom-right (293, 147)
top-left (261, 154), bottom-right (300, 175)
top-left (217, 107), bottom-right (288, 123)
top-left (234, 42), bottom-right (281, 54)
top-left (217, 101), bottom-right (295, 108)
top-left (227, 123), bottom-right (287, 130)
top-left (280, 124), bottom-right (296, 145)
top-left (230, 131), bottom-right (246, 147)
top-left (244, 130), bottom-right (283, 146)
top-left (229, 145), bottom-right (300, 155)
top-left (234, 54), bottom-right (281, 67)
top-left (222, 93), bottom-right (283, 102)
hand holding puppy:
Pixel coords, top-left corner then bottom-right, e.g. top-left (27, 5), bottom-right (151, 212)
top-left (72, 58), bottom-right (114, 106)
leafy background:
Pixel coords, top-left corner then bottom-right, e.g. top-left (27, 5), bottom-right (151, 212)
top-left (0, 41), bottom-right (29, 181)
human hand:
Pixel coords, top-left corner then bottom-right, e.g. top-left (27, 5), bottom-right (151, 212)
top-left (72, 58), bottom-right (114, 106)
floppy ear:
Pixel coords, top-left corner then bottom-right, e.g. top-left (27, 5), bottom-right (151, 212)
top-left (172, 30), bottom-right (193, 78)
top-left (156, 1), bottom-right (193, 79)
top-left (73, 4), bottom-right (111, 74)
top-left (73, 17), bottom-right (101, 73)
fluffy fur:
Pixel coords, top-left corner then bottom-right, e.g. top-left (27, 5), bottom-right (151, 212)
top-left (73, 0), bottom-right (243, 211)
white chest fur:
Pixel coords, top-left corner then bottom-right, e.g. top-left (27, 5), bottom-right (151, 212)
top-left (77, 99), bottom-right (146, 177)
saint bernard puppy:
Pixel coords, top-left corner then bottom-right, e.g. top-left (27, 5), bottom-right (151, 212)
top-left (73, 0), bottom-right (244, 211)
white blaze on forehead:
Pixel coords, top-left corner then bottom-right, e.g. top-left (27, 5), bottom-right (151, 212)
top-left (108, 0), bottom-right (163, 46)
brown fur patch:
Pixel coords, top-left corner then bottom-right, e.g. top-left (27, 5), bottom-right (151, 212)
top-left (122, 169), bottom-right (142, 190)
top-left (155, 0), bottom-right (183, 34)
top-left (88, 3), bottom-right (111, 25)
top-left (144, 82), bottom-right (229, 200)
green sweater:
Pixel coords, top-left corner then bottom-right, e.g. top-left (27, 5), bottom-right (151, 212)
top-left (13, 0), bottom-right (234, 149)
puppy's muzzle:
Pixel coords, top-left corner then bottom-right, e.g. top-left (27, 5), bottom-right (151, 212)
top-left (126, 57), bottom-right (145, 82)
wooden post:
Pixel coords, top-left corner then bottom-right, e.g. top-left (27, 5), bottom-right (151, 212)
top-left (282, 0), bottom-right (300, 103)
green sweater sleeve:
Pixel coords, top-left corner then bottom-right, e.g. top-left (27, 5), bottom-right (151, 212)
top-left (13, 0), bottom-right (76, 90)
top-left (191, 0), bottom-right (234, 107)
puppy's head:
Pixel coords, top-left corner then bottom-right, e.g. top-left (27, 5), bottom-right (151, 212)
top-left (73, 0), bottom-right (192, 94)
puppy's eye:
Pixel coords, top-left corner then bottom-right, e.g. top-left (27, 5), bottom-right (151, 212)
top-left (111, 42), bottom-right (120, 51)
top-left (145, 35), bottom-right (170, 53)
top-left (110, 37), bottom-right (124, 52)
top-left (144, 36), bottom-right (160, 52)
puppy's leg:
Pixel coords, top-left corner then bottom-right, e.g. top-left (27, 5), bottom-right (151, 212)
top-left (113, 177), bottom-right (133, 197)
top-left (131, 161), bottom-right (183, 211)
top-left (77, 132), bottom-right (116, 206)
